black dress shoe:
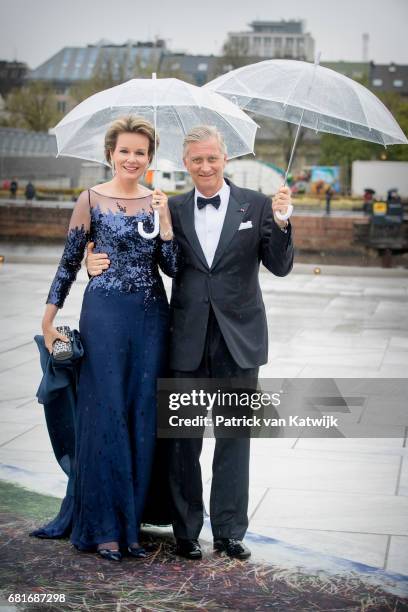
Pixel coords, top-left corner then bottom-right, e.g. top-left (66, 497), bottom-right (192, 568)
top-left (214, 538), bottom-right (251, 559)
top-left (175, 538), bottom-right (202, 560)
top-left (97, 548), bottom-right (122, 562)
top-left (128, 545), bottom-right (147, 558)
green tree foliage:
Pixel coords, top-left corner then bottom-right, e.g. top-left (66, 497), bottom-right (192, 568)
top-left (319, 90), bottom-right (408, 164)
top-left (4, 81), bottom-right (62, 131)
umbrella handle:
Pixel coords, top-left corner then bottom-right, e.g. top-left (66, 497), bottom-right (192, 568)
top-left (138, 210), bottom-right (160, 239)
top-left (275, 204), bottom-right (294, 221)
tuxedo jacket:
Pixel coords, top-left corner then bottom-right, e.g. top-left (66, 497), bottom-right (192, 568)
top-left (168, 179), bottom-right (294, 371)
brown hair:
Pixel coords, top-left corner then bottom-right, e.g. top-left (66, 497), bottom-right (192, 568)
top-left (104, 115), bottom-right (158, 164)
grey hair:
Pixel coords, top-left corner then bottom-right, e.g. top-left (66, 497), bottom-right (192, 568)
top-left (183, 125), bottom-right (227, 157)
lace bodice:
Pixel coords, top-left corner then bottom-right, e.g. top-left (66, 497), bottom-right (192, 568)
top-left (47, 189), bottom-right (179, 308)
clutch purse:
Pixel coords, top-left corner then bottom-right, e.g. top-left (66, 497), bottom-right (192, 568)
top-left (52, 325), bottom-right (73, 361)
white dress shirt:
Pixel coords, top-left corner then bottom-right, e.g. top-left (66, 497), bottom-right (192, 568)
top-left (194, 180), bottom-right (230, 267)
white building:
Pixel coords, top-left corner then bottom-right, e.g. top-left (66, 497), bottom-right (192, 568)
top-left (226, 20), bottom-right (315, 62)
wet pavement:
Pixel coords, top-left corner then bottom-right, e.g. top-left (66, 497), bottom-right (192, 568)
top-left (0, 249), bottom-right (407, 584)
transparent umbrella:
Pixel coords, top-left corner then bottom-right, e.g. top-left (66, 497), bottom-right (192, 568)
top-left (205, 58), bottom-right (408, 219)
top-left (55, 74), bottom-right (258, 237)
top-left (54, 75), bottom-right (257, 170)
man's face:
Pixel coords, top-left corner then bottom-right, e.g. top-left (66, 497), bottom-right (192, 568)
top-left (183, 137), bottom-right (227, 197)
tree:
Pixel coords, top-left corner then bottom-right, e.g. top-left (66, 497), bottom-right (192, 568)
top-left (214, 37), bottom-right (253, 77)
top-left (4, 81), bottom-right (62, 131)
top-left (375, 92), bottom-right (408, 161)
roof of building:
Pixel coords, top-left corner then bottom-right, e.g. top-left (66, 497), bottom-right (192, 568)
top-left (160, 54), bottom-right (218, 83)
top-left (0, 127), bottom-right (57, 156)
top-left (29, 44), bottom-right (163, 82)
top-left (249, 20), bottom-right (304, 34)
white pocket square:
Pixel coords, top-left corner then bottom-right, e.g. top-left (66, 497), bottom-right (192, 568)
top-left (239, 220), bottom-right (253, 230)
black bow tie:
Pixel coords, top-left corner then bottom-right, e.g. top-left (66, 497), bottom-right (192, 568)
top-left (197, 195), bottom-right (221, 210)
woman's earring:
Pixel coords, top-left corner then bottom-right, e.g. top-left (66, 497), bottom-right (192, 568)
top-left (110, 157), bottom-right (115, 177)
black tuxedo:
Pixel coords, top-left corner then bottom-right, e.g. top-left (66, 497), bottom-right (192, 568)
top-left (167, 179), bottom-right (294, 540)
top-left (168, 179), bottom-right (294, 371)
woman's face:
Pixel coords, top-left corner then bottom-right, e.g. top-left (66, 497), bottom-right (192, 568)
top-left (111, 132), bottom-right (151, 181)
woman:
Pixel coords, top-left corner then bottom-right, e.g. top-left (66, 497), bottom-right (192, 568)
top-left (41, 116), bottom-right (178, 561)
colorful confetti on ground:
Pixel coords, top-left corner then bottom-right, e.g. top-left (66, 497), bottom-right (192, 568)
top-left (0, 481), bottom-right (407, 611)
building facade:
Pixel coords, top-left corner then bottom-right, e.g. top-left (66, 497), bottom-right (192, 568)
top-left (225, 20), bottom-right (315, 62)
top-left (369, 62), bottom-right (408, 98)
top-left (0, 60), bottom-right (28, 96)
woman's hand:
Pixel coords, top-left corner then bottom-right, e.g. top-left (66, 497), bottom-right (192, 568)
top-left (151, 188), bottom-right (170, 221)
top-left (151, 188), bottom-right (173, 240)
top-left (42, 308), bottom-right (68, 354)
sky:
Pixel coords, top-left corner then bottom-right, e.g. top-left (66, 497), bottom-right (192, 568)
top-left (0, 0), bottom-right (407, 69)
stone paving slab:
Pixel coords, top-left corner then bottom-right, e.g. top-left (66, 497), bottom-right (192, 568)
top-left (0, 259), bottom-right (407, 574)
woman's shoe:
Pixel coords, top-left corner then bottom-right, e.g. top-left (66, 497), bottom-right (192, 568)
top-left (97, 548), bottom-right (122, 562)
top-left (128, 545), bottom-right (147, 558)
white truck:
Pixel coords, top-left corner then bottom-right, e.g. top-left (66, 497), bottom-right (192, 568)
top-left (352, 161), bottom-right (408, 200)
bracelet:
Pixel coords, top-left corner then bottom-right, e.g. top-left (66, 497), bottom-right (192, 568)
top-left (160, 227), bottom-right (174, 240)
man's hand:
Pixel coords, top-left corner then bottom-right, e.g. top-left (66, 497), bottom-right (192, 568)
top-left (86, 242), bottom-right (110, 276)
top-left (272, 185), bottom-right (292, 228)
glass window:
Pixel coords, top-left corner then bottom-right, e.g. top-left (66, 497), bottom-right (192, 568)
top-left (393, 79), bottom-right (403, 87)
top-left (198, 63), bottom-right (208, 71)
top-left (372, 78), bottom-right (383, 86)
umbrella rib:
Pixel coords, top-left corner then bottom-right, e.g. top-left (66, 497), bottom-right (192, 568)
top-left (352, 83), bottom-right (372, 132)
top-left (209, 108), bottom-right (253, 156)
top-left (282, 69), bottom-right (306, 109)
top-left (171, 106), bottom-right (188, 137)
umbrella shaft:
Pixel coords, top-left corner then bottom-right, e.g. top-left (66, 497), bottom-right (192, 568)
top-left (284, 108), bottom-right (305, 185)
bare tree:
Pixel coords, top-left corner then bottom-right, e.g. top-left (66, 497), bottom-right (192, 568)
top-left (4, 81), bottom-right (61, 131)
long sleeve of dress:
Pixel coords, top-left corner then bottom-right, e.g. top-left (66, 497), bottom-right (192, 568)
top-left (158, 237), bottom-right (181, 278)
top-left (46, 190), bottom-right (91, 308)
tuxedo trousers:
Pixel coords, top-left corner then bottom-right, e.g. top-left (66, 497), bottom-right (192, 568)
top-left (170, 308), bottom-right (259, 540)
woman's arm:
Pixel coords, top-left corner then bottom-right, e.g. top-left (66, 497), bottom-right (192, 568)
top-left (42, 303), bottom-right (69, 353)
top-left (42, 190), bottom-right (91, 351)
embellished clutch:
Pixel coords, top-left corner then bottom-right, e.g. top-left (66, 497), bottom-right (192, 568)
top-left (52, 325), bottom-right (73, 361)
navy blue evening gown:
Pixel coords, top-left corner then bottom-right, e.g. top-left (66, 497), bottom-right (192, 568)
top-left (46, 188), bottom-right (179, 551)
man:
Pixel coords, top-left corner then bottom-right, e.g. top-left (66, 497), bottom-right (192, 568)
top-left (10, 177), bottom-right (18, 199)
top-left (86, 125), bottom-right (294, 560)
top-left (25, 181), bottom-right (36, 203)
top-left (325, 185), bottom-right (333, 215)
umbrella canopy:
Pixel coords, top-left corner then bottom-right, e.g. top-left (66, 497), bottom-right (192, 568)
top-left (205, 59), bottom-right (408, 146)
top-left (54, 77), bottom-right (258, 170)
